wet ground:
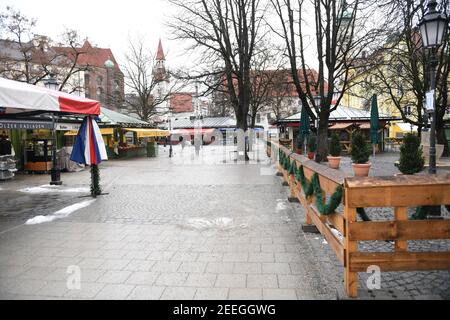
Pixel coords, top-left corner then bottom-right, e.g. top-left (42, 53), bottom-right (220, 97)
top-left (0, 142), bottom-right (448, 300)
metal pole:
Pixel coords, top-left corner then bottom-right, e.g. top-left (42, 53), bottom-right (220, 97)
top-left (427, 51), bottom-right (441, 217)
top-left (50, 113), bottom-right (62, 185)
top-left (428, 54), bottom-right (437, 175)
top-left (169, 113), bottom-right (173, 158)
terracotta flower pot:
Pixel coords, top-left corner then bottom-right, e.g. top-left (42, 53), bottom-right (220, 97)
top-left (307, 152), bottom-right (315, 160)
top-left (352, 163), bottom-right (371, 177)
top-left (327, 156), bottom-right (342, 169)
top-left (295, 148), bottom-right (303, 155)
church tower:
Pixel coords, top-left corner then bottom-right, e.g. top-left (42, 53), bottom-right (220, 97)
top-left (152, 39), bottom-right (170, 120)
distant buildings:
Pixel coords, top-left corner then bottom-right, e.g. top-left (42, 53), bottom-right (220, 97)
top-left (0, 36), bottom-right (125, 111)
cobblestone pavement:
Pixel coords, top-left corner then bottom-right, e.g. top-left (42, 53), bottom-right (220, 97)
top-left (0, 142), bottom-right (448, 300)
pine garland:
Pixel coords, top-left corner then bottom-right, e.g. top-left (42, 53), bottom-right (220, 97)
top-left (296, 165), bottom-right (314, 197)
top-left (356, 208), bottom-right (371, 221)
top-left (311, 173), bottom-right (343, 215)
top-left (279, 151), bottom-right (370, 219)
top-left (90, 164), bottom-right (101, 198)
top-left (288, 161), bottom-right (297, 175)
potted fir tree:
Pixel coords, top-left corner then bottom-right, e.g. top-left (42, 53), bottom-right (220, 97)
top-left (351, 132), bottom-right (371, 177)
top-left (307, 135), bottom-right (316, 160)
top-left (398, 133), bottom-right (424, 175)
top-left (327, 133), bottom-right (342, 169)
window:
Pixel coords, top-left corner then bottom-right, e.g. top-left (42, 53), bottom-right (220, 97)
top-left (85, 74), bottom-right (90, 85)
top-left (404, 105), bottom-right (412, 116)
top-left (96, 76), bottom-right (103, 86)
top-left (114, 80), bottom-right (120, 90)
top-left (96, 87), bottom-right (104, 103)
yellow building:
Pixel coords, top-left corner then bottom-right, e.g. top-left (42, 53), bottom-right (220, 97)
top-left (342, 40), bottom-right (421, 139)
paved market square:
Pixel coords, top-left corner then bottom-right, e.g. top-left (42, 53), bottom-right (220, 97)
top-left (0, 143), bottom-right (449, 300)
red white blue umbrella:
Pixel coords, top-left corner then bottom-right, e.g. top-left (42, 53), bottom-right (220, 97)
top-left (70, 116), bottom-right (108, 165)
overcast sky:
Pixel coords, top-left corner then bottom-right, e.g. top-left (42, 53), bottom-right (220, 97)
top-left (0, 0), bottom-right (190, 69)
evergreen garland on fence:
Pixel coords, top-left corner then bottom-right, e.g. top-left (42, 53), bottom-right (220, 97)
top-left (279, 151), bottom-right (371, 221)
top-left (311, 173), bottom-right (344, 215)
top-left (296, 165), bottom-right (314, 198)
top-left (288, 161), bottom-right (297, 175)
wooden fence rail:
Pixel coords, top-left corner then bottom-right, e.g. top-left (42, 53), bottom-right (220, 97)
top-left (270, 141), bottom-right (450, 298)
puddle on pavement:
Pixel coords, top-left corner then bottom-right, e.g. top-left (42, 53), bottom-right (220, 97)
top-left (179, 217), bottom-right (248, 231)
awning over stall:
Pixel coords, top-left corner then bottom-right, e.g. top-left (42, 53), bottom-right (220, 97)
top-left (171, 128), bottom-right (216, 135)
top-left (65, 128), bottom-right (114, 136)
top-left (0, 77), bottom-right (100, 115)
top-left (125, 128), bottom-right (170, 137)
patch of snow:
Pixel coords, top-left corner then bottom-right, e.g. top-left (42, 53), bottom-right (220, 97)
top-left (330, 228), bottom-right (344, 241)
top-left (25, 199), bottom-right (95, 225)
top-left (322, 239), bottom-right (328, 245)
top-left (19, 185), bottom-right (89, 194)
top-left (276, 200), bottom-right (287, 212)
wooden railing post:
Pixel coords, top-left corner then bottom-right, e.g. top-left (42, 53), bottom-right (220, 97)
top-left (344, 206), bottom-right (358, 298)
top-left (394, 207), bottom-right (408, 252)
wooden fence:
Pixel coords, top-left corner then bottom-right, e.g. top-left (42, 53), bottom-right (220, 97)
top-left (270, 141), bottom-right (450, 298)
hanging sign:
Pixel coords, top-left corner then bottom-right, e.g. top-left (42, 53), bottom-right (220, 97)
top-left (426, 90), bottom-right (435, 112)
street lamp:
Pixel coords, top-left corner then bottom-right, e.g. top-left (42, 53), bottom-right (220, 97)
top-left (168, 109), bottom-right (173, 158)
top-left (44, 73), bottom-right (62, 185)
top-left (418, 0), bottom-right (447, 218)
top-left (418, 0), bottom-right (447, 175)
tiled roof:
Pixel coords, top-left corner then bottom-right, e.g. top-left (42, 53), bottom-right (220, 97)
top-left (156, 39), bottom-right (165, 61)
top-left (223, 69), bottom-right (326, 98)
top-left (170, 93), bottom-right (193, 113)
top-left (53, 41), bottom-right (122, 73)
top-left (170, 117), bottom-right (237, 129)
top-left (281, 105), bottom-right (393, 122)
top-left (99, 107), bottom-right (151, 126)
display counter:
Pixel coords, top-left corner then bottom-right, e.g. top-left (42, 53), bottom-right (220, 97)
top-left (117, 145), bottom-right (146, 158)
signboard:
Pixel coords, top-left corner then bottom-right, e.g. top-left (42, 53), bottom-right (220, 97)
top-left (0, 120), bottom-right (53, 130)
top-left (426, 90), bottom-right (435, 112)
top-left (56, 123), bottom-right (81, 131)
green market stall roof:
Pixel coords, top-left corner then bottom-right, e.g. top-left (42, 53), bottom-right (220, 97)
top-left (276, 105), bottom-right (399, 126)
top-left (99, 107), bottom-right (151, 127)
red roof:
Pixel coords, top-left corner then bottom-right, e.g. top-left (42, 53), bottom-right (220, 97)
top-left (223, 69), bottom-right (327, 98)
top-left (156, 39), bottom-right (165, 61)
top-left (170, 93), bottom-right (193, 113)
top-left (53, 40), bottom-right (122, 73)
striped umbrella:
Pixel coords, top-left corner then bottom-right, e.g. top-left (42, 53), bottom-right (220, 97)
top-left (71, 116), bottom-right (108, 165)
top-left (70, 116), bottom-right (108, 197)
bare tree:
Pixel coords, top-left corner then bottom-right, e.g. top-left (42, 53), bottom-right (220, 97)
top-left (122, 37), bottom-right (183, 122)
top-left (0, 6), bottom-right (46, 84)
top-left (0, 7), bottom-right (92, 94)
top-left (248, 43), bottom-right (287, 128)
top-left (354, 0), bottom-right (449, 155)
top-left (271, 0), bottom-right (388, 161)
top-left (168, 0), bottom-right (269, 159)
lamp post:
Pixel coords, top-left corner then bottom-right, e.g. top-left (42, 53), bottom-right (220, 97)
top-left (418, 0), bottom-right (446, 174)
top-left (418, 0), bottom-right (447, 218)
top-left (44, 73), bottom-right (62, 185)
top-left (168, 110), bottom-right (173, 158)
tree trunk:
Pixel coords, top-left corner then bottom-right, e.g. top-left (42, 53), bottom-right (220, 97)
top-left (236, 109), bottom-right (249, 161)
top-left (315, 112), bottom-right (330, 163)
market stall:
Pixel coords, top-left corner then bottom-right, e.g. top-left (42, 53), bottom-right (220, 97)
top-left (0, 77), bottom-right (102, 185)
